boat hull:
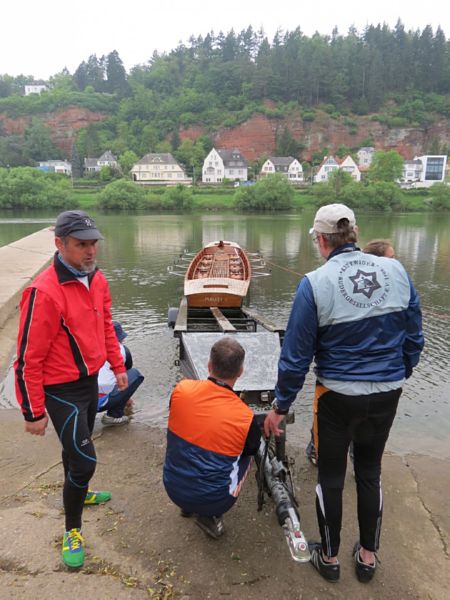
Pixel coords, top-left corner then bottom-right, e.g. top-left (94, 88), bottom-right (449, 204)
top-left (184, 241), bottom-right (251, 308)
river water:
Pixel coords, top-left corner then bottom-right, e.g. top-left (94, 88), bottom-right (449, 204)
top-left (1, 210), bottom-right (449, 458)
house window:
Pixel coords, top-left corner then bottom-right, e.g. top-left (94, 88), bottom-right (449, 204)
top-left (425, 157), bottom-right (445, 181)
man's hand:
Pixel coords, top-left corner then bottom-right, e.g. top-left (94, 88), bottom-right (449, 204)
top-left (264, 410), bottom-right (286, 437)
top-left (25, 414), bottom-right (49, 436)
top-left (116, 372), bottom-right (128, 391)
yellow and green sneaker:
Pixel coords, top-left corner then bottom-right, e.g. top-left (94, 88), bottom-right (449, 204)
top-left (62, 528), bottom-right (85, 569)
top-left (84, 489), bottom-right (112, 505)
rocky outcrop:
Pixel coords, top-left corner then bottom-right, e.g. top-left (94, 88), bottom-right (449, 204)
top-left (0, 107), bottom-right (107, 156)
top-left (2, 104), bottom-right (448, 162)
top-left (180, 110), bottom-right (450, 162)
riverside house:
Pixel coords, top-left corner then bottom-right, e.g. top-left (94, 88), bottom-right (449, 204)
top-left (131, 153), bottom-right (192, 185)
top-left (84, 151), bottom-right (118, 174)
top-left (202, 148), bottom-right (247, 183)
top-left (260, 156), bottom-right (304, 182)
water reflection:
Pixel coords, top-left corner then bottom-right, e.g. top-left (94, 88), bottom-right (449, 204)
top-left (1, 210), bottom-right (449, 458)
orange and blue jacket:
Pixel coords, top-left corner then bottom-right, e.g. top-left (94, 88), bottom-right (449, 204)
top-left (163, 378), bottom-right (255, 507)
top-left (14, 253), bottom-right (125, 422)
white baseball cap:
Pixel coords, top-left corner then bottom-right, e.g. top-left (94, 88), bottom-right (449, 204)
top-left (309, 203), bottom-right (356, 234)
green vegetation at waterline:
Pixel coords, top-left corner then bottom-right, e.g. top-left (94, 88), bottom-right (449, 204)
top-left (1, 167), bottom-right (450, 212)
top-left (0, 167), bottom-right (74, 209)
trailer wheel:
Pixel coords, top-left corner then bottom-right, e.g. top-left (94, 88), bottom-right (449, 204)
top-left (168, 307), bottom-right (179, 328)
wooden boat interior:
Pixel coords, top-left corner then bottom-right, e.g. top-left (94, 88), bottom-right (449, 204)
top-left (187, 241), bottom-right (250, 281)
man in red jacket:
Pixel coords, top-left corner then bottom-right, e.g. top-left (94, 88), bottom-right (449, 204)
top-left (14, 210), bottom-right (127, 569)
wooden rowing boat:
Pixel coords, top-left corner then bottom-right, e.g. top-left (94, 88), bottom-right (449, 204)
top-left (184, 241), bottom-right (251, 308)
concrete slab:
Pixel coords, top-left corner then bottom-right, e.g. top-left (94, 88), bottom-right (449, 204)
top-left (0, 227), bottom-right (54, 329)
top-left (0, 413), bottom-right (449, 599)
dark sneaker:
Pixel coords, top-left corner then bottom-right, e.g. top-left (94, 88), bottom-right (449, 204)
top-left (308, 541), bottom-right (340, 582)
top-left (306, 440), bottom-right (318, 466)
top-left (353, 542), bottom-right (377, 583)
top-left (180, 509), bottom-right (194, 518)
top-left (195, 515), bottom-right (224, 539)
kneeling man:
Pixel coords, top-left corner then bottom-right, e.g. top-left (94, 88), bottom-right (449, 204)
top-left (163, 337), bottom-right (260, 539)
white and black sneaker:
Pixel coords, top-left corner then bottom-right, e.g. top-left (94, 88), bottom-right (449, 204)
top-left (101, 414), bottom-right (129, 426)
top-left (309, 541), bottom-right (340, 582)
top-left (195, 515), bottom-right (224, 539)
top-left (353, 542), bottom-right (378, 583)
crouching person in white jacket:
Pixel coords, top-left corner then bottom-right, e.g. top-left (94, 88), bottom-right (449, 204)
top-left (98, 321), bottom-right (144, 426)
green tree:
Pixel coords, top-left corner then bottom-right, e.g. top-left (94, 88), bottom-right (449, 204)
top-left (97, 179), bottom-right (144, 209)
top-left (71, 143), bottom-right (83, 179)
top-left (105, 50), bottom-right (130, 96)
top-left (234, 174), bottom-right (293, 210)
top-left (162, 184), bottom-right (193, 209)
top-left (0, 167), bottom-right (73, 208)
top-left (23, 118), bottom-right (61, 162)
top-left (430, 183), bottom-right (450, 210)
top-left (367, 151), bottom-right (404, 182)
top-left (119, 150), bottom-right (139, 175)
top-left (275, 126), bottom-right (301, 157)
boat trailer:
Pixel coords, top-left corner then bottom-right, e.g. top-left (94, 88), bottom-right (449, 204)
top-left (169, 298), bottom-right (310, 563)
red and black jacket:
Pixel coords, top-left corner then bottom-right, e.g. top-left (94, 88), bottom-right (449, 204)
top-left (14, 253), bottom-right (125, 421)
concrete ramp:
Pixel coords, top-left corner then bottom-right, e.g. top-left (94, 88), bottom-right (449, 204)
top-left (0, 228), bottom-right (54, 328)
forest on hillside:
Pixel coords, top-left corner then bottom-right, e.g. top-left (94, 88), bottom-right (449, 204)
top-left (0, 21), bottom-right (449, 170)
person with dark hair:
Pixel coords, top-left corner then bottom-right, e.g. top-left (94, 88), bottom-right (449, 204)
top-left (264, 204), bottom-right (423, 583)
top-left (14, 210), bottom-right (128, 569)
top-left (97, 321), bottom-right (144, 426)
top-left (163, 337), bottom-right (261, 539)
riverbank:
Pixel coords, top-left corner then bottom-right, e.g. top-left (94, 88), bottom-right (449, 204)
top-left (0, 228), bottom-right (449, 599)
top-left (74, 185), bottom-right (435, 213)
top-left (1, 408), bottom-right (449, 599)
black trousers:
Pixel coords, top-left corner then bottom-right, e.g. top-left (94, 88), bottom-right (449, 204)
top-left (44, 375), bottom-right (98, 531)
top-left (312, 384), bottom-right (401, 557)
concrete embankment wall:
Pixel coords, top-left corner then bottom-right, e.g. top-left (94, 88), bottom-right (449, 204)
top-left (0, 228), bottom-right (54, 375)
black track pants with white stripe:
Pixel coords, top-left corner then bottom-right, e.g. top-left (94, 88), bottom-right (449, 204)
top-left (313, 385), bottom-right (401, 557)
top-left (44, 375), bottom-right (98, 531)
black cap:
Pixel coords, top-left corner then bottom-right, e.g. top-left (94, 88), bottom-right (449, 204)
top-left (54, 210), bottom-right (104, 240)
top-left (113, 321), bottom-right (127, 342)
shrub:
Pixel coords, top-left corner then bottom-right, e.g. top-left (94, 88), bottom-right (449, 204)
top-left (234, 174), bottom-right (293, 211)
top-left (0, 167), bottom-right (74, 209)
top-left (302, 111), bottom-right (316, 122)
top-left (429, 183), bottom-right (450, 210)
top-left (162, 184), bottom-right (193, 210)
top-left (97, 179), bottom-right (145, 209)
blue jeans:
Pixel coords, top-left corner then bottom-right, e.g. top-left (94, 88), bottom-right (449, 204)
top-left (98, 368), bottom-right (144, 418)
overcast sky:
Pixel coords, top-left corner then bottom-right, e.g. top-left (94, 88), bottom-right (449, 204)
top-left (3, 0), bottom-right (450, 79)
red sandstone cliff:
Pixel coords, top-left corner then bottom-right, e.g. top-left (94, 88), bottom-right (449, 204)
top-left (0, 107), bottom-right (107, 156)
top-left (2, 106), bottom-right (448, 162)
top-left (181, 111), bottom-right (450, 162)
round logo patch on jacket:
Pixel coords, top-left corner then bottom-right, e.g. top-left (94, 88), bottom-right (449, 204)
top-left (338, 258), bottom-right (390, 308)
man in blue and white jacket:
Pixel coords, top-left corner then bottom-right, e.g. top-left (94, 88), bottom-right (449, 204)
top-left (264, 203), bottom-right (424, 584)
